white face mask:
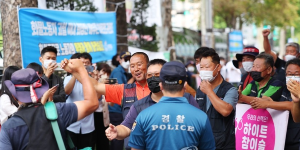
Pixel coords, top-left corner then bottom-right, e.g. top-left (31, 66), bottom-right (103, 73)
top-left (187, 66), bottom-right (195, 72)
top-left (121, 60), bottom-right (130, 69)
top-left (196, 64), bottom-right (201, 73)
top-left (101, 74), bottom-right (108, 79)
top-left (242, 61), bottom-right (254, 72)
top-left (286, 76), bottom-right (300, 83)
top-left (220, 61), bottom-right (225, 66)
top-left (44, 60), bottom-right (56, 69)
top-left (285, 55), bottom-right (296, 62)
top-left (199, 65), bottom-right (219, 82)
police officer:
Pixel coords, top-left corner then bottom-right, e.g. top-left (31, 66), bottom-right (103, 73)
top-left (196, 50), bottom-right (238, 150)
top-left (105, 59), bottom-right (200, 149)
top-left (128, 61), bottom-right (215, 150)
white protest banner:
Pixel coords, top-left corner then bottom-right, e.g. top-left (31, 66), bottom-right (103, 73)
top-left (235, 104), bottom-right (289, 150)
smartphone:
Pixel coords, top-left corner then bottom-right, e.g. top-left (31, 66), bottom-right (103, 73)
top-left (108, 78), bottom-right (118, 84)
top-left (85, 65), bottom-right (94, 72)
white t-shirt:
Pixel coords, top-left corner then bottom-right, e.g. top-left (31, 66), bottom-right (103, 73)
top-left (0, 94), bottom-right (18, 124)
top-left (225, 61), bottom-right (241, 83)
top-left (220, 66), bottom-right (227, 80)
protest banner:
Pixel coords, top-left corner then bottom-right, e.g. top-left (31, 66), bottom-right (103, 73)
top-left (18, 8), bottom-right (116, 67)
top-left (235, 104), bottom-right (289, 150)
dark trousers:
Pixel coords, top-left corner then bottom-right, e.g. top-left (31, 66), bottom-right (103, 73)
top-left (68, 129), bottom-right (95, 149)
top-left (109, 112), bottom-right (124, 150)
top-left (94, 112), bottom-right (110, 150)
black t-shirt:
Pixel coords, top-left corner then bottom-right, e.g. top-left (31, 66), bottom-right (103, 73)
top-left (273, 57), bottom-right (286, 84)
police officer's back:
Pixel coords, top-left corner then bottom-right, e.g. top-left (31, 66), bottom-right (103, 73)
top-left (129, 61), bottom-right (215, 150)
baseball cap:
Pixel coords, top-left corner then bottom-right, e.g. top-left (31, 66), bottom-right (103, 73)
top-left (4, 68), bottom-right (49, 103)
top-left (120, 51), bottom-right (131, 59)
top-left (185, 60), bottom-right (195, 67)
top-left (236, 46), bottom-right (259, 61)
top-left (160, 61), bottom-right (186, 85)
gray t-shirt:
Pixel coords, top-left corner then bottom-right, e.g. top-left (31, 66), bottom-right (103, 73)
top-left (206, 85), bottom-right (238, 111)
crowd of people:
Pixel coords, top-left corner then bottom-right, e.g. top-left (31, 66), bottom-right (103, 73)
top-left (0, 29), bottom-right (300, 150)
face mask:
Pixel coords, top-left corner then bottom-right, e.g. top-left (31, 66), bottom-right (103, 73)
top-left (101, 74), bottom-right (108, 79)
top-left (121, 60), bottom-right (130, 69)
top-left (187, 66), bottom-right (195, 72)
top-left (240, 67), bottom-right (247, 75)
top-left (286, 76), bottom-right (300, 83)
top-left (199, 65), bottom-right (219, 82)
top-left (44, 60), bottom-right (56, 69)
top-left (220, 61), bottom-right (225, 66)
top-left (250, 71), bottom-right (265, 82)
top-left (285, 55), bottom-right (296, 62)
top-left (147, 76), bottom-right (161, 93)
top-left (196, 64), bottom-right (201, 73)
top-left (242, 61), bottom-right (254, 72)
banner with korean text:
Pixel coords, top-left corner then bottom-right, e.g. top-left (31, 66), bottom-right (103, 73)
top-left (235, 104), bottom-right (289, 150)
top-left (18, 8), bottom-right (116, 67)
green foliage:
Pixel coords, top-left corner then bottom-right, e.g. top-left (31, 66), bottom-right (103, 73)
top-left (46, 0), bottom-right (97, 11)
top-left (128, 0), bottom-right (158, 51)
top-left (213, 0), bottom-right (299, 29)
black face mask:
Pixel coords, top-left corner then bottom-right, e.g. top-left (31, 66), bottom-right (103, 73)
top-left (147, 76), bottom-right (161, 93)
top-left (250, 71), bottom-right (264, 82)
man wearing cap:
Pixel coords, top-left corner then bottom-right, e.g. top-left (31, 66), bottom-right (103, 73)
top-left (263, 29), bottom-right (300, 84)
top-left (196, 50), bottom-right (238, 150)
top-left (105, 59), bottom-right (200, 150)
top-left (236, 46), bottom-right (259, 90)
top-left (0, 59), bottom-right (98, 149)
top-left (128, 61), bottom-right (215, 150)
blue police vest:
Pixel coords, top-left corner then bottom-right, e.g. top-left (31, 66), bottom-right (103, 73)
top-left (196, 80), bottom-right (235, 150)
top-left (123, 92), bottom-right (196, 150)
top-left (121, 83), bottom-right (138, 119)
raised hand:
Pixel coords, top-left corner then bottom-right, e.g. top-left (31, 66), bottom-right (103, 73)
top-left (262, 29), bottom-right (271, 37)
top-left (105, 124), bottom-right (118, 141)
top-left (45, 62), bottom-right (58, 78)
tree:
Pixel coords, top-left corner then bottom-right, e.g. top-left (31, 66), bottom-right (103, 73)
top-left (107, 0), bottom-right (128, 53)
top-left (1, 0), bottom-right (38, 68)
top-left (46, 0), bottom-right (97, 11)
top-left (128, 0), bottom-right (158, 51)
top-left (213, 0), bottom-right (299, 29)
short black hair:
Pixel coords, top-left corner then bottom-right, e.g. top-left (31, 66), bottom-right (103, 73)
top-left (41, 46), bottom-right (57, 56)
top-left (71, 53), bottom-right (81, 59)
top-left (286, 58), bottom-right (300, 69)
top-left (194, 47), bottom-right (215, 59)
top-left (96, 63), bottom-right (112, 76)
top-left (147, 59), bottom-right (166, 68)
top-left (131, 52), bottom-right (149, 63)
top-left (255, 53), bottom-right (274, 68)
top-left (162, 82), bottom-right (184, 93)
top-left (200, 49), bottom-right (220, 64)
top-left (80, 52), bottom-right (92, 63)
top-left (26, 62), bottom-right (44, 75)
top-left (112, 53), bottom-right (120, 67)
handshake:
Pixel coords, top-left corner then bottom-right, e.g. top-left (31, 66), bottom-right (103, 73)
top-left (60, 58), bottom-right (86, 74)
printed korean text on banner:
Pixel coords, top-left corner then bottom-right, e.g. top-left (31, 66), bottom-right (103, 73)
top-left (235, 104), bottom-right (289, 150)
top-left (229, 31), bottom-right (243, 52)
top-left (18, 8), bottom-right (116, 67)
